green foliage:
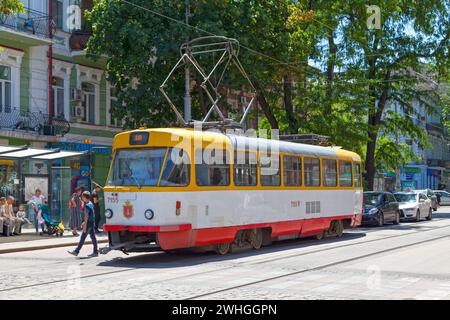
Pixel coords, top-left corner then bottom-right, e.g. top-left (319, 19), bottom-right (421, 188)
top-left (87, 0), bottom-right (449, 189)
top-left (0, 0), bottom-right (24, 15)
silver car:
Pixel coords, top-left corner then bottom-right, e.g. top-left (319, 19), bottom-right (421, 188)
top-left (434, 190), bottom-right (450, 205)
top-left (415, 189), bottom-right (438, 211)
top-left (394, 192), bottom-right (433, 221)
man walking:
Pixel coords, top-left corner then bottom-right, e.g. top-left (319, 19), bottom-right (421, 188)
top-left (68, 191), bottom-right (98, 257)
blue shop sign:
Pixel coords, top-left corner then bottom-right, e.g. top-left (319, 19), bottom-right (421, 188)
top-left (48, 142), bottom-right (111, 154)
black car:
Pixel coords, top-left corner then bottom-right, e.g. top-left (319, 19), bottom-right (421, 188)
top-left (362, 192), bottom-right (400, 227)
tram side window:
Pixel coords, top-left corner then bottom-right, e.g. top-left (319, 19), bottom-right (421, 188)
top-left (354, 162), bottom-right (362, 187)
top-left (234, 151), bottom-right (257, 186)
top-left (196, 149), bottom-right (230, 186)
top-left (339, 161), bottom-right (353, 187)
top-left (322, 159), bottom-right (337, 187)
top-left (304, 157), bottom-right (320, 187)
top-left (283, 156), bottom-right (302, 187)
top-left (159, 148), bottom-right (190, 187)
top-left (260, 153), bottom-right (281, 186)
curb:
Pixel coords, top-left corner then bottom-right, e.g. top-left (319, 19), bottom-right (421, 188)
top-left (0, 239), bottom-right (109, 254)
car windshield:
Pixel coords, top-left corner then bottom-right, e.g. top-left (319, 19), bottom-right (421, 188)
top-left (364, 193), bottom-right (382, 206)
top-left (395, 193), bottom-right (417, 202)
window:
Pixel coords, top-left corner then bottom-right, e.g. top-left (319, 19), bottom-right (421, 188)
top-left (339, 161), bottom-right (353, 187)
top-left (260, 153), bottom-right (281, 186)
top-left (283, 156), bottom-right (302, 187)
top-left (52, 77), bottom-right (64, 118)
top-left (322, 159), bottom-right (337, 187)
top-left (234, 151), bottom-right (257, 186)
top-left (159, 148), bottom-right (190, 187)
top-left (52, 0), bottom-right (63, 30)
top-left (109, 86), bottom-right (119, 127)
top-left (107, 148), bottom-right (166, 187)
top-left (81, 82), bottom-right (96, 124)
top-left (304, 157), bottom-right (320, 186)
top-left (354, 162), bottom-right (362, 187)
top-left (0, 65), bottom-right (12, 113)
top-left (196, 149), bottom-right (230, 186)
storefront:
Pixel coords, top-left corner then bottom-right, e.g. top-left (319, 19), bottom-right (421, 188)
top-left (399, 165), bottom-right (427, 191)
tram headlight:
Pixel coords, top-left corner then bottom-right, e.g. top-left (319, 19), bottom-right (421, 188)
top-left (144, 209), bottom-right (154, 220)
top-left (105, 209), bottom-right (113, 219)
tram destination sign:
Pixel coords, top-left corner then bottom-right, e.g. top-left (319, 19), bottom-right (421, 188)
top-left (130, 132), bottom-right (149, 145)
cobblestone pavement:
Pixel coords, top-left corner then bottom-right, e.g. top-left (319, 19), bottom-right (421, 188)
top-left (1, 208), bottom-right (450, 300)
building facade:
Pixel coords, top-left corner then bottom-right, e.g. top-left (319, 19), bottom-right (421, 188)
top-left (0, 0), bottom-right (121, 225)
top-left (375, 96), bottom-right (450, 192)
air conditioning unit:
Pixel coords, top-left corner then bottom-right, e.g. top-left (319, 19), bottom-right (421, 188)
top-left (71, 88), bottom-right (82, 101)
top-left (74, 105), bottom-right (85, 119)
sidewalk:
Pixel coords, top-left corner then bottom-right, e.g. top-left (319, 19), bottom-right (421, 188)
top-left (0, 228), bottom-right (108, 254)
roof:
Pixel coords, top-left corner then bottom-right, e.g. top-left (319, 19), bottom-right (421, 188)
top-left (0, 146), bottom-right (86, 160)
top-left (119, 128), bottom-right (361, 160)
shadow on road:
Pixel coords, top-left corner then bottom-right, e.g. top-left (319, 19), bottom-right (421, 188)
top-left (97, 232), bottom-right (367, 269)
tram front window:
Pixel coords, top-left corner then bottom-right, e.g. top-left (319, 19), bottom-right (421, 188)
top-left (107, 148), bottom-right (166, 187)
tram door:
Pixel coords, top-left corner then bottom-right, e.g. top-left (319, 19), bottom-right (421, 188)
top-left (51, 166), bottom-right (72, 226)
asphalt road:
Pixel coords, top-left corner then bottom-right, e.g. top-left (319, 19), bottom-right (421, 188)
top-left (1, 207), bottom-right (450, 300)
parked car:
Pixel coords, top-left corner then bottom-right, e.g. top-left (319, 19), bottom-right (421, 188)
top-left (415, 189), bottom-right (438, 211)
top-left (394, 192), bottom-right (433, 221)
top-left (362, 192), bottom-right (400, 227)
top-left (433, 190), bottom-right (450, 205)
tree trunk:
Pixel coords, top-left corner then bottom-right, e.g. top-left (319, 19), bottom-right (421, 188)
top-left (325, 30), bottom-right (336, 115)
top-left (364, 70), bottom-right (392, 191)
top-left (365, 130), bottom-right (378, 191)
top-left (254, 80), bottom-right (279, 129)
top-left (283, 75), bottom-right (297, 134)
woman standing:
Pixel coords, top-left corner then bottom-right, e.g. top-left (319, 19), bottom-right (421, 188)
top-left (69, 187), bottom-right (83, 236)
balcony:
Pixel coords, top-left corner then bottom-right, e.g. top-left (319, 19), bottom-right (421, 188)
top-left (0, 7), bottom-right (55, 46)
top-left (0, 108), bottom-right (70, 137)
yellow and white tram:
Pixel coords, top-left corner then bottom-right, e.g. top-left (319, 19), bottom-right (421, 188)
top-left (103, 128), bottom-right (363, 254)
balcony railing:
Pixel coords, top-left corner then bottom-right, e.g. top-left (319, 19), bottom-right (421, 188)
top-left (0, 7), bottom-right (56, 39)
top-left (0, 108), bottom-right (70, 136)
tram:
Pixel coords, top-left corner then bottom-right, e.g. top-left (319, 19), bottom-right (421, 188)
top-left (102, 128), bottom-right (363, 255)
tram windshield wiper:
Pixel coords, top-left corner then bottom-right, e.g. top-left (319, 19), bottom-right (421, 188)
top-left (125, 161), bottom-right (141, 189)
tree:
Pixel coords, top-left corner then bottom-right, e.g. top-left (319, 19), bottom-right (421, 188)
top-left (86, 0), bottom-right (314, 130)
top-left (294, 0), bottom-right (449, 190)
top-left (0, 0), bottom-right (24, 15)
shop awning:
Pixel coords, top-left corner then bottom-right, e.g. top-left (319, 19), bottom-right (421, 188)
top-left (0, 145), bottom-right (86, 160)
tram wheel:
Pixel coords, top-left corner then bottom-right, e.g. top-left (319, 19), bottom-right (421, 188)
top-left (315, 232), bottom-right (325, 240)
top-left (249, 229), bottom-right (263, 249)
top-left (215, 242), bottom-right (231, 255)
top-left (332, 220), bottom-right (344, 237)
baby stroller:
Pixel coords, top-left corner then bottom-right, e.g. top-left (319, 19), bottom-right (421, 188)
top-left (40, 204), bottom-right (65, 237)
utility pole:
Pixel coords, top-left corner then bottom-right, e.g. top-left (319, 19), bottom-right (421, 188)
top-left (183, 0), bottom-right (191, 123)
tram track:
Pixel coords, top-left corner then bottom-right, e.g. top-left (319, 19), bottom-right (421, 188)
top-left (185, 232), bottom-right (450, 300)
top-left (1, 219), bottom-right (450, 294)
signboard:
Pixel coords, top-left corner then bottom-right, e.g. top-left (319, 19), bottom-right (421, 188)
top-left (404, 167), bottom-right (422, 174)
top-left (401, 180), bottom-right (416, 189)
top-left (24, 176), bottom-right (49, 202)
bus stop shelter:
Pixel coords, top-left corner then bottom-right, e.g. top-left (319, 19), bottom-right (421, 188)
top-left (0, 145), bottom-right (86, 222)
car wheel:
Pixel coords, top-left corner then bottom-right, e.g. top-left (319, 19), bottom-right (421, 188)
top-left (378, 212), bottom-right (384, 227)
top-left (426, 208), bottom-right (433, 221)
top-left (393, 211), bottom-right (400, 225)
top-left (416, 209), bottom-right (421, 222)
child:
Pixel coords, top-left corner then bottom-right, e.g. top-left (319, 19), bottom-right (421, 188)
top-left (16, 204), bottom-right (31, 225)
top-left (68, 191), bottom-right (98, 257)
